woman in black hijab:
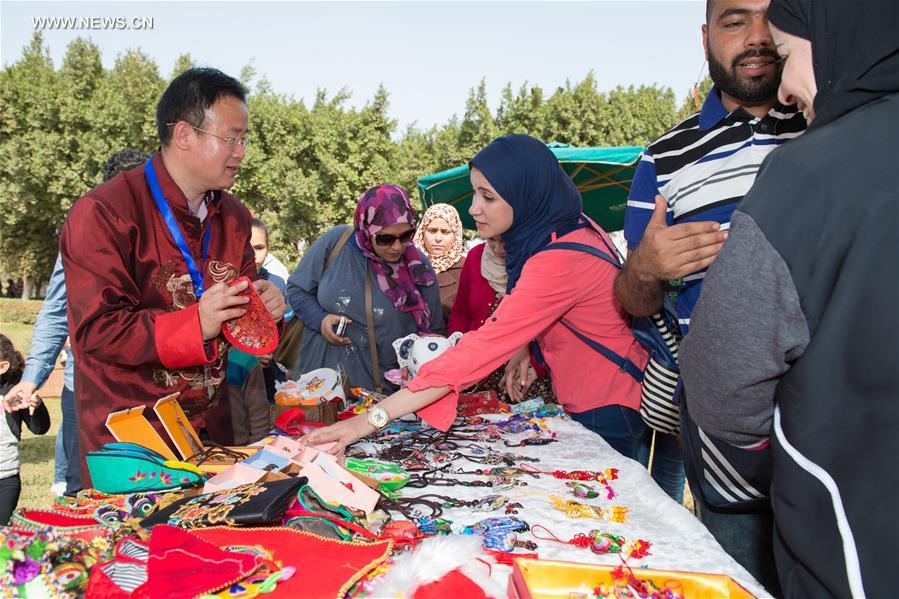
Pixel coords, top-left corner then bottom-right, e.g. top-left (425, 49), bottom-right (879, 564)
top-left (680, 0), bottom-right (899, 597)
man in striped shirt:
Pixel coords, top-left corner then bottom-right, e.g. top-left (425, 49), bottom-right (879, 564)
top-left (615, 0), bottom-right (805, 593)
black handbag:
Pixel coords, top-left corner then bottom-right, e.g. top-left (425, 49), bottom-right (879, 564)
top-left (140, 477), bottom-right (305, 529)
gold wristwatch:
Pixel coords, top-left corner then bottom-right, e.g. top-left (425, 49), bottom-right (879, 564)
top-left (367, 405), bottom-right (390, 430)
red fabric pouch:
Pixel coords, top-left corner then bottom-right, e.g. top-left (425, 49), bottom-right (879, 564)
top-left (221, 276), bottom-right (279, 355)
top-left (191, 526), bottom-right (393, 598)
top-left (86, 526), bottom-right (260, 599)
top-left (457, 390), bottom-right (507, 417)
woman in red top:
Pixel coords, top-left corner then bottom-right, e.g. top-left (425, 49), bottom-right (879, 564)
top-left (307, 134), bottom-right (647, 458)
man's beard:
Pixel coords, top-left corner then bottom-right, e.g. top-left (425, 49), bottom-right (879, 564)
top-left (708, 48), bottom-right (782, 105)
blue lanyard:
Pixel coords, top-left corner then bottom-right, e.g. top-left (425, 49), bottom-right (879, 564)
top-left (145, 158), bottom-right (212, 297)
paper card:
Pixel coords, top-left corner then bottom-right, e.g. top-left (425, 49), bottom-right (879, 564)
top-left (242, 448), bottom-right (290, 473)
top-left (105, 405), bottom-right (177, 461)
top-left (265, 436), bottom-right (305, 460)
top-left (309, 441), bottom-right (344, 464)
top-left (203, 463), bottom-right (268, 494)
top-left (299, 459), bottom-right (380, 515)
top-left (310, 452), bottom-right (349, 480)
top-left (263, 437), bottom-right (345, 467)
top-left (266, 436), bottom-right (303, 452)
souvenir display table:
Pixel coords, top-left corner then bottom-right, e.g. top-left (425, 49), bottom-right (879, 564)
top-left (2, 395), bottom-right (767, 598)
top-left (349, 409), bottom-right (767, 598)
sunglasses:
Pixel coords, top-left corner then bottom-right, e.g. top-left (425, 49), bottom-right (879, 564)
top-left (373, 229), bottom-right (415, 247)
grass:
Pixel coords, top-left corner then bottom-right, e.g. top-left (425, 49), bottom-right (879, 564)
top-left (1, 319), bottom-right (61, 509)
top-left (2, 321), bottom-right (34, 355)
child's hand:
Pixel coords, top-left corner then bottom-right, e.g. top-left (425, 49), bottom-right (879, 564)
top-left (25, 394), bottom-right (43, 414)
top-left (3, 392), bottom-right (26, 413)
top-left (3, 381), bottom-right (36, 412)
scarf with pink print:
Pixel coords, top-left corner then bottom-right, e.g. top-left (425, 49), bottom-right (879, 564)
top-left (353, 184), bottom-right (436, 333)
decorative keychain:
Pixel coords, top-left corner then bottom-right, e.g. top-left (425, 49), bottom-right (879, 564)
top-left (520, 464), bottom-right (620, 499)
top-left (454, 466), bottom-right (539, 478)
top-left (503, 435), bottom-right (558, 448)
top-left (549, 495), bottom-right (630, 523)
top-left (473, 495), bottom-right (509, 512)
top-left (567, 481), bottom-right (599, 499)
top-left (461, 517), bottom-right (537, 552)
top-left (530, 525), bottom-right (651, 559)
top-left (491, 476), bottom-right (527, 492)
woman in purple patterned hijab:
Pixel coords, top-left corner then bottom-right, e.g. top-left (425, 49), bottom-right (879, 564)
top-left (353, 184), bottom-right (436, 333)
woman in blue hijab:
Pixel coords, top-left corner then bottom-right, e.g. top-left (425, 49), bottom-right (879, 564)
top-left (306, 134), bottom-right (648, 460)
top-left (468, 134), bottom-right (584, 293)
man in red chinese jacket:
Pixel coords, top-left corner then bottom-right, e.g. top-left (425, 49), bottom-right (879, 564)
top-left (61, 68), bottom-right (287, 484)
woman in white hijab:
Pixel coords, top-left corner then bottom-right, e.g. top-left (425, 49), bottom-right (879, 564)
top-left (413, 203), bottom-right (466, 324)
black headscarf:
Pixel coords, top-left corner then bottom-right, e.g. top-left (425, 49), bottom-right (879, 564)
top-left (469, 134), bottom-right (583, 293)
top-left (768, 0), bottom-right (899, 129)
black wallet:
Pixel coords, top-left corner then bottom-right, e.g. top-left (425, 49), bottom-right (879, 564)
top-left (140, 477), bottom-right (306, 529)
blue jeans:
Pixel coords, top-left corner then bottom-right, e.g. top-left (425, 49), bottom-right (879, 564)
top-left (60, 387), bottom-right (82, 495)
top-left (53, 423), bottom-right (67, 484)
top-left (636, 429), bottom-right (686, 503)
top-left (692, 486), bottom-right (781, 595)
top-left (569, 405), bottom-right (645, 461)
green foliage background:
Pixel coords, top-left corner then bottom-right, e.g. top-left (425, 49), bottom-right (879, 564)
top-left (0, 34), bottom-right (708, 287)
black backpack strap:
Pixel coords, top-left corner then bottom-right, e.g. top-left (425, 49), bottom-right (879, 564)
top-left (559, 321), bottom-right (644, 383)
top-left (539, 241), bottom-right (622, 269)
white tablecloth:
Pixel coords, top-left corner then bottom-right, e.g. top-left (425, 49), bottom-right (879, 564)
top-left (357, 413), bottom-right (769, 598)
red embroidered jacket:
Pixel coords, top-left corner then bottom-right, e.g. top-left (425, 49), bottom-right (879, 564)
top-left (61, 152), bottom-right (256, 482)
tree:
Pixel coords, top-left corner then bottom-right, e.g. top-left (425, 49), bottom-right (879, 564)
top-left (496, 82), bottom-right (545, 138)
top-left (677, 76), bottom-right (713, 121)
top-left (456, 79), bottom-right (498, 161)
top-left (541, 72), bottom-right (606, 145)
top-left (0, 34), bottom-right (64, 296)
top-left (170, 54), bottom-right (195, 80)
top-left (597, 84), bottom-right (677, 146)
top-left (0, 38), bottom-right (696, 285)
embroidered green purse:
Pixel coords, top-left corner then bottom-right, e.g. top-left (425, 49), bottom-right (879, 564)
top-left (86, 442), bottom-right (205, 494)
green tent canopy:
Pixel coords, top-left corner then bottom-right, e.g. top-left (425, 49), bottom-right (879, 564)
top-left (417, 143), bottom-right (644, 232)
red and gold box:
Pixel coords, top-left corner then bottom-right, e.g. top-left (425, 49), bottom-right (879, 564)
top-left (508, 558), bottom-right (755, 599)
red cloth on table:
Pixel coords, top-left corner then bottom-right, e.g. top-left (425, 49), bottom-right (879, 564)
top-left (413, 227), bottom-right (648, 431)
top-left (60, 152), bottom-right (257, 484)
top-left (86, 525), bottom-right (261, 599)
top-left (191, 526), bottom-right (394, 598)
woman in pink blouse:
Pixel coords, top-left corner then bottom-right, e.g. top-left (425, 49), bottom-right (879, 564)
top-left (448, 236), bottom-right (555, 403)
top-left (307, 134), bottom-right (648, 459)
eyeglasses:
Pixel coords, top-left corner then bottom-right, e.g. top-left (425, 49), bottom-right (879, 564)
top-left (166, 122), bottom-right (251, 149)
top-left (373, 229), bottom-right (415, 247)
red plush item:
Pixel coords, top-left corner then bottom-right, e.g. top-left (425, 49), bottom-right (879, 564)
top-left (274, 407), bottom-right (326, 436)
top-left (221, 276), bottom-right (279, 355)
top-left (413, 568), bottom-right (490, 599)
top-left (190, 526), bottom-right (394, 598)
